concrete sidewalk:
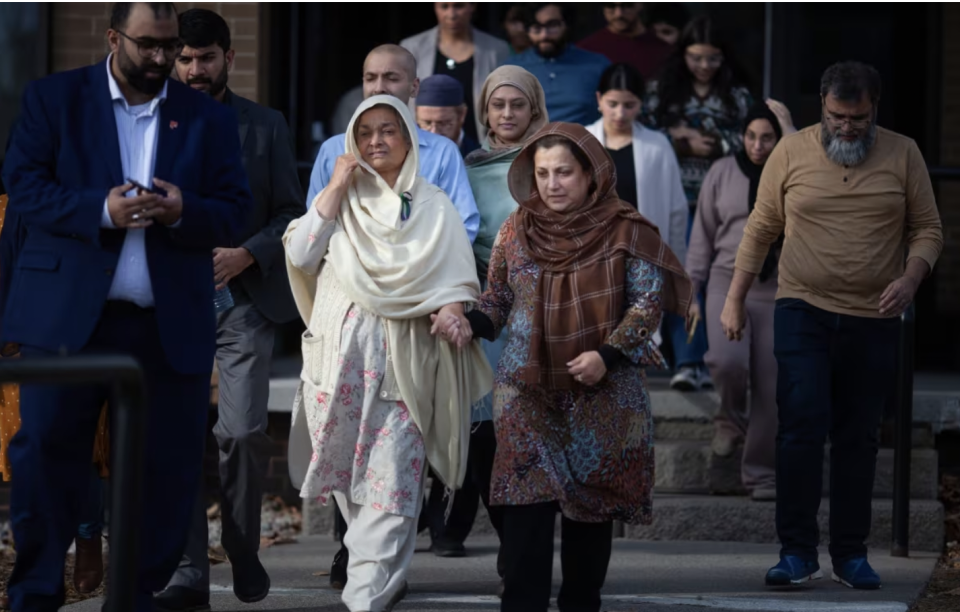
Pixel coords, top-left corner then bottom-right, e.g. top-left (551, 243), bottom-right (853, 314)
top-left (65, 535), bottom-right (938, 612)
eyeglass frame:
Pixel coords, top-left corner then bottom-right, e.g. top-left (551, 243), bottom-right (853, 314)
top-left (528, 19), bottom-right (565, 35)
top-left (114, 29), bottom-right (183, 59)
top-left (821, 98), bottom-right (876, 129)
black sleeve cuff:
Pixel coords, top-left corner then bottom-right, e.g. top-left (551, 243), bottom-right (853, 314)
top-left (466, 310), bottom-right (496, 342)
top-left (598, 344), bottom-right (624, 370)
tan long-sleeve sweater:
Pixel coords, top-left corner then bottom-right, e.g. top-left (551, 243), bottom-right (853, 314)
top-left (734, 125), bottom-right (943, 318)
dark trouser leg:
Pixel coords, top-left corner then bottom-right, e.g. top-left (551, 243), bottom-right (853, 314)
top-left (470, 420), bottom-right (504, 574)
top-left (212, 295), bottom-right (274, 569)
top-left (425, 465), bottom-right (480, 546)
top-left (77, 464), bottom-right (104, 538)
top-left (556, 516), bottom-right (613, 612)
top-left (773, 299), bottom-right (834, 562)
top-left (500, 502), bottom-right (556, 612)
top-left (165, 478), bottom-right (211, 591)
top-left (828, 315), bottom-right (898, 563)
top-left (11, 304), bottom-right (209, 612)
top-left (8, 348), bottom-right (105, 612)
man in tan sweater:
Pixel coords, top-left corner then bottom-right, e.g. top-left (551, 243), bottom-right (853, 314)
top-left (721, 61), bottom-right (943, 590)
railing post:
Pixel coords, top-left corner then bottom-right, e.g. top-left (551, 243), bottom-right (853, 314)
top-left (891, 304), bottom-right (914, 557)
top-left (106, 374), bottom-right (147, 612)
top-left (0, 355), bottom-right (145, 611)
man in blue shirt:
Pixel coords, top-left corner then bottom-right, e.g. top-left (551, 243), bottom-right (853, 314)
top-left (307, 44), bottom-right (479, 243)
top-left (503, 3), bottom-right (610, 126)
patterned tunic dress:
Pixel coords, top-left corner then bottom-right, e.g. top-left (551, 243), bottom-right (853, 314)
top-left (478, 216), bottom-right (665, 525)
top-left (299, 303), bottom-right (427, 518)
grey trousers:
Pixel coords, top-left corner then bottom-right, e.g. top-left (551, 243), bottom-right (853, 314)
top-left (166, 290), bottom-right (276, 592)
top-left (704, 289), bottom-right (778, 490)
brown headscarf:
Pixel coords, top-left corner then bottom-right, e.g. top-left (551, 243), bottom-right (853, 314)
top-left (477, 65), bottom-right (549, 151)
top-left (509, 122), bottom-right (694, 390)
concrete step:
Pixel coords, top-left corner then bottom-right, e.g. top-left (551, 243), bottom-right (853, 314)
top-left (648, 387), bottom-right (939, 447)
top-left (624, 494), bottom-right (944, 553)
top-left (654, 441), bottom-right (939, 499)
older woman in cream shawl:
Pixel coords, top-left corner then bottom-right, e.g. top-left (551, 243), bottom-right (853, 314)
top-left (283, 95), bottom-right (491, 612)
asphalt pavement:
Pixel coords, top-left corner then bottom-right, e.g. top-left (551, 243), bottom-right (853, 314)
top-left (64, 535), bottom-right (938, 612)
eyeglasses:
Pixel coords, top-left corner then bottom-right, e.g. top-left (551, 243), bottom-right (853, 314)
top-left (822, 109), bottom-right (873, 129)
top-left (418, 118), bottom-right (457, 132)
top-left (685, 52), bottom-right (724, 67)
top-left (116, 29), bottom-right (182, 59)
top-left (529, 19), bottom-right (564, 35)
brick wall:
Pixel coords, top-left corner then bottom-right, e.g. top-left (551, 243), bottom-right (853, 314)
top-left (940, 4), bottom-right (960, 313)
top-left (49, 2), bottom-right (261, 102)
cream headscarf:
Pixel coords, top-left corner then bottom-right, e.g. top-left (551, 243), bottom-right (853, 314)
top-left (286, 95), bottom-right (493, 490)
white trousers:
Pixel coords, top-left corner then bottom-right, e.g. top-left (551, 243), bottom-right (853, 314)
top-left (333, 484), bottom-right (424, 612)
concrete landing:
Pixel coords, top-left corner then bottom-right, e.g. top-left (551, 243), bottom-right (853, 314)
top-left (64, 536), bottom-right (939, 612)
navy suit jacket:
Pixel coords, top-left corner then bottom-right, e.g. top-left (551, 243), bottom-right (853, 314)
top-left (0, 61), bottom-right (254, 375)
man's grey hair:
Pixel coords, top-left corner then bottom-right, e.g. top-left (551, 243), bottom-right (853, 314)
top-left (820, 61), bottom-right (881, 105)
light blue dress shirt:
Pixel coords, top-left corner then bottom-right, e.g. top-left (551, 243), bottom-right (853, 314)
top-left (306, 128), bottom-right (480, 243)
top-left (99, 55), bottom-right (168, 307)
top-left (503, 46), bottom-right (611, 126)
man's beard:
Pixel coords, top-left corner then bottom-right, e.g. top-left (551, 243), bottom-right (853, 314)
top-left (535, 33), bottom-right (568, 59)
top-left (187, 65), bottom-right (229, 99)
top-left (820, 119), bottom-right (877, 167)
top-left (118, 45), bottom-right (171, 97)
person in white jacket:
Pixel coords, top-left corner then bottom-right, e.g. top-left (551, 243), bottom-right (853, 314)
top-left (586, 62), bottom-right (687, 350)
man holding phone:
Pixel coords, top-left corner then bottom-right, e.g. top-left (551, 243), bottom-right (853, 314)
top-left (0, 3), bottom-right (253, 610)
top-left (153, 9), bottom-right (304, 611)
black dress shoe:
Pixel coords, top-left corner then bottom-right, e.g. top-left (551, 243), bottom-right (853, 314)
top-left (153, 586), bottom-right (211, 612)
top-left (330, 545), bottom-right (348, 590)
top-left (232, 556), bottom-right (271, 603)
top-left (430, 539), bottom-right (466, 558)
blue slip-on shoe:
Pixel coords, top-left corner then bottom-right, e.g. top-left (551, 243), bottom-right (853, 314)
top-left (832, 556), bottom-right (882, 590)
top-left (765, 556), bottom-right (823, 586)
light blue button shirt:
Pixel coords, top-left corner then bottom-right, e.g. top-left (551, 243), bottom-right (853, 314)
top-left (99, 55), bottom-right (167, 307)
top-left (306, 128), bottom-right (480, 243)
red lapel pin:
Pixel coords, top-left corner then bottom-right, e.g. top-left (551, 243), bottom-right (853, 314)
top-left (169, 120), bottom-right (179, 130)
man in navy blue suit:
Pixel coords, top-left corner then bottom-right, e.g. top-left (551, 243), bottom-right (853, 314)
top-left (0, 3), bottom-right (253, 610)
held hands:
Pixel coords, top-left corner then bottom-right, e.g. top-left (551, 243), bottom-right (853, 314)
top-left (567, 351), bottom-right (606, 386)
top-left (150, 178), bottom-right (183, 225)
top-left (879, 275), bottom-right (919, 317)
top-left (213, 247), bottom-right (255, 290)
top-left (720, 296), bottom-right (747, 342)
top-left (107, 182), bottom-right (160, 229)
top-left (430, 303), bottom-right (473, 349)
top-left (668, 122), bottom-right (716, 157)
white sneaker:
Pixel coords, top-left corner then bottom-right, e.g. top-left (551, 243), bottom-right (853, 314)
top-left (670, 367), bottom-right (701, 391)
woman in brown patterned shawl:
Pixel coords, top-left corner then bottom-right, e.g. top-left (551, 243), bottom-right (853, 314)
top-left (436, 122), bottom-right (692, 612)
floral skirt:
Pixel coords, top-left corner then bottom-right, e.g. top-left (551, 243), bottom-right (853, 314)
top-left (299, 305), bottom-right (426, 518)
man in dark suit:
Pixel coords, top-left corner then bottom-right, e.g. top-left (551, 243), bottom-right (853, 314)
top-left (153, 9), bottom-right (303, 611)
top-left (0, 3), bottom-right (253, 611)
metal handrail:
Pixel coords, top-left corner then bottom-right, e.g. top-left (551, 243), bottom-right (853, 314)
top-left (0, 355), bottom-right (146, 612)
top-left (891, 304), bottom-right (915, 557)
